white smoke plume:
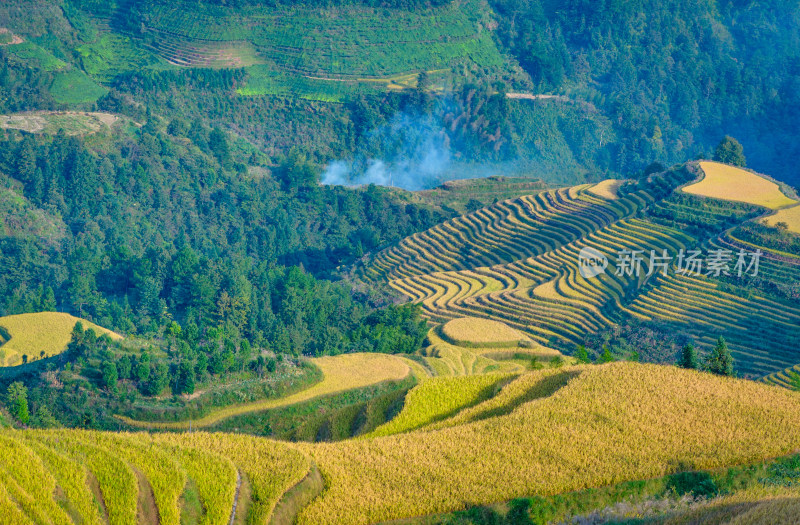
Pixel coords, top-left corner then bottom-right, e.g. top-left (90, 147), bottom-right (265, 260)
top-left (321, 112), bottom-right (452, 191)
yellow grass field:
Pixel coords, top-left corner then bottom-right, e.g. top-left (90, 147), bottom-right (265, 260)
top-left (119, 352), bottom-right (412, 429)
top-left (683, 161), bottom-right (797, 209)
top-left (441, 317), bottom-right (531, 347)
top-left (0, 312), bottom-right (121, 367)
top-left (295, 363), bottom-right (800, 524)
top-left (587, 179), bottom-right (623, 199)
top-left (764, 204), bottom-right (800, 234)
top-left (363, 373), bottom-right (511, 437)
top-left (3, 363), bottom-right (800, 524)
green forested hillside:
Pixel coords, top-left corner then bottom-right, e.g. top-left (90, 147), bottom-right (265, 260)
top-left (3, 0), bottom-right (800, 187)
top-left (490, 0), bottom-right (800, 186)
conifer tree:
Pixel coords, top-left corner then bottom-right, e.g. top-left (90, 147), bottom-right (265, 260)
top-left (706, 337), bottom-right (734, 376)
top-left (6, 382), bottom-right (29, 425)
top-left (678, 344), bottom-right (698, 370)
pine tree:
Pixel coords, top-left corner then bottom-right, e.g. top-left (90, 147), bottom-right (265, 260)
top-left (678, 344), bottom-right (699, 369)
top-left (31, 167), bottom-right (44, 203)
top-left (6, 382), bottom-right (29, 425)
top-left (176, 360), bottom-right (196, 395)
top-left (15, 135), bottom-right (36, 187)
top-left (41, 286), bottom-right (56, 311)
top-left (575, 344), bottom-right (590, 364)
top-left (706, 336), bottom-right (734, 376)
top-left (67, 322), bottom-right (86, 357)
top-left (209, 127), bottom-right (231, 165)
top-left (101, 362), bottom-right (118, 392)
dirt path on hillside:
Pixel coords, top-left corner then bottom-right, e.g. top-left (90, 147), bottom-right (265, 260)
top-left (505, 93), bottom-right (569, 102)
top-left (0, 111), bottom-right (121, 135)
top-left (229, 470), bottom-right (243, 525)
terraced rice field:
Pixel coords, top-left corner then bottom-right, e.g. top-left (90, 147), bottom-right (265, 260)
top-left (440, 317), bottom-right (531, 347)
top-left (294, 363), bottom-right (800, 524)
top-left (365, 184), bottom-right (652, 281)
top-left (588, 179), bottom-right (623, 199)
top-left (0, 428), bottom-right (305, 525)
top-left (625, 272), bottom-right (800, 377)
top-left (0, 312), bottom-right (121, 367)
top-left (7, 363), bottom-right (800, 524)
top-left (119, 352), bottom-right (414, 429)
top-left (684, 162), bottom-right (797, 209)
top-left (764, 363), bottom-right (800, 389)
top-left (78, 0), bottom-right (502, 98)
top-left (365, 169), bottom-right (800, 380)
top-left (765, 204), bottom-right (800, 234)
top-left (363, 373), bottom-right (511, 437)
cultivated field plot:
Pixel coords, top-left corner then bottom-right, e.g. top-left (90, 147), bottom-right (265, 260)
top-left (587, 178), bottom-right (623, 199)
top-left (440, 317), bottom-right (531, 347)
top-left (78, 0), bottom-right (501, 86)
top-left (0, 111), bottom-right (120, 135)
top-left (6, 363), bottom-right (800, 525)
top-left (49, 69), bottom-right (109, 105)
top-left (2, 39), bottom-right (66, 70)
top-left (765, 204), bottom-right (800, 234)
top-left (294, 363), bottom-right (800, 524)
top-left (0, 428), bottom-right (308, 525)
top-left (0, 312), bottom-right (120, 367)
top-left (120, 352), bottom-right (413, 429)
top-left (684, 162), bottom-right (797, 209)
top-left (365, 169), bottom-right (800, 379)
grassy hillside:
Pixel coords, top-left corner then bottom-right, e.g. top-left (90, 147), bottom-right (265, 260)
top-left (361, 164), bottom-right (800, 380)
top-left (1, 0), bottom-right (504, 102)
top-left (0, 184), bottom-right (66, 243)
top-left (3, 362), bottom-right (800, 524)
top-left (0, 312), bottom-right (120, 367)
top-left (105, 0), bottom-right (502, 75)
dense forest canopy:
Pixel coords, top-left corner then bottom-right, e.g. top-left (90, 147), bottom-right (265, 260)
top-left (0, 121), bottom-right (437, 352)
top-left (490, 0), bottom-right (800, 186)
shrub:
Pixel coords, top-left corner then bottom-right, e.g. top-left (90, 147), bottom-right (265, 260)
top-left (666, 470), bottom-right (719, 499)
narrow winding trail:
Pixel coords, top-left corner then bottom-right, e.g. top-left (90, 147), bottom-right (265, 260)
top-left (229, 470), bottom-right (242, 525)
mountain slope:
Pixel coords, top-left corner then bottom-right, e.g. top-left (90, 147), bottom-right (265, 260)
top-left (5, 362), bottom-right (800, 524)
top-left (361, 164), bottom-right (800, 379)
